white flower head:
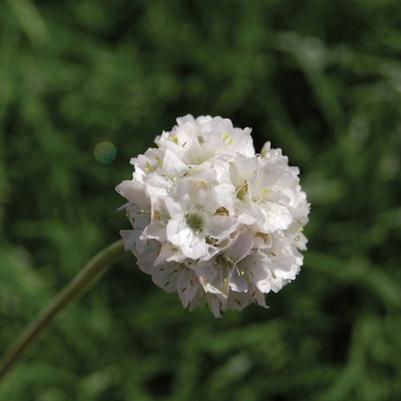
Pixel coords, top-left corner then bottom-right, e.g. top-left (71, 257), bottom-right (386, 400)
top-left (116, 115), bottom-right (310, 317)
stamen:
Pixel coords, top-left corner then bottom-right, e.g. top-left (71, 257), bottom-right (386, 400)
top-left (222, 132), bottom-right (234, 145)
top-left (215, 207), bottom-right (229, 216)
top-left (236, 180), bottom-right (248, 200)
top-left (169, 135), bottom-right (178, 144)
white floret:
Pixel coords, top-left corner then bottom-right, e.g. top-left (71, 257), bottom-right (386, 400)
top-left (116, 115), bottom-right (310, 317)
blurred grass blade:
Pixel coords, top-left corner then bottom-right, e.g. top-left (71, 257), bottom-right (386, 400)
top-left (6, 0), bottom-right (49, 46)
top-left (306, 252), bottom-right (401, 309)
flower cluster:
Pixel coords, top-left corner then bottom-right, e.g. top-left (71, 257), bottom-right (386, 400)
top-left (116, 115), bottom-right (310, 317)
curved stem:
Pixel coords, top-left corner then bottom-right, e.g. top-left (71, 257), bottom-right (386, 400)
top-left (0, 239), bottom-right (125, 381)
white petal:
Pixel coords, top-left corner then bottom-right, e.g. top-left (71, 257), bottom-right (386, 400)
top-left (166, 219), bottom-right (193, 247)
top-left (225, 231), bottom-right (254, 263)
top-left (177, 114), bottom-right (195, 125)
top-left (150, 264), bottom-right (180, 293)
top-left (115, 180), bottom-right (149, 209)
top-left (242, 251), bottom-right (272, 293)
top-left (177, 269), bottom-right (199, 307)
top-left (229, 268), bottom-right (248, 292)
top-left (162, 149), bottom-right (186, 175)
top-left (206, 294), bottom-right (222, 318)
top-left (181, 237), bottom-right (209, 259)
top-left (119, 230), bottom-right (136, 251)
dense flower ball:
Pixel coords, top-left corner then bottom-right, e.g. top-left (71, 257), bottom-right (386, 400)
top-left (116, 115), bottom-right (310, 317)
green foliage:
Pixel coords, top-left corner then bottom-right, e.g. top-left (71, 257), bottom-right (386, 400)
top-left (1, 0), bottom-right (401, 400)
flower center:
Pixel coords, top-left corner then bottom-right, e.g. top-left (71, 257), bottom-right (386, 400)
top-left (253, 188), bottom-right (271, 203)
top-left (185, 213), bottom-right (203, 233)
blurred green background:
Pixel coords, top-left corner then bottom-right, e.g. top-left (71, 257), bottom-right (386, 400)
top-left (1, 0), bottom-right (401, 400)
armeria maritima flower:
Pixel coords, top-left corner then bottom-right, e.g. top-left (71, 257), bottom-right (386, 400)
top-left (116, 115), bottom-right (310, 317)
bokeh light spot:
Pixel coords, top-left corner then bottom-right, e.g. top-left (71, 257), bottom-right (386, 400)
top-left (94, 141), bottom-right (117, 164)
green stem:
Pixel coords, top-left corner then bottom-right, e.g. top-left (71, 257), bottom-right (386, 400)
top-left (0, 239), bottom-right (125, 381)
